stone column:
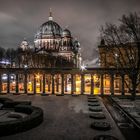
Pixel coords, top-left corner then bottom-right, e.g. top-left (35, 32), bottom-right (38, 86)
top-left (101, 74), bottom-right (104, 95)
top-left (43, 74), bottom-right (45, 94)
top-left (40, 79), bottom-right (42, 92)
top-left (91, 74), bottom-right (94, 95)
top-left (64, 75), bottom-right (67, 92)
top-left (72, 74), bottom-right (77, 94)
top-left (56, 76), bottom-right (59, 93)
top-left (110, 74), bottom-right (114, 95)
top-left (71, 74), bottom-right (74, 94)
top-left (34, 74), bottom-right (36, 94)
top-left (16, 74), bottom-right (19, 93)
top-left (73, 74), bottom-right (77, 94)
top-left (0, 74), bottom-right (1, 93)
top-left (81, 74), bottom-right (84, 95)
top-left (52, 74), bottom-right (54, 94)
top-left (7, 74), bottom-right (10, 93)
top-left (61, 74), bottom-right (64, 95)
top-left (24, 73), bottom-right (27, 93)
top-left (121, 74), bottom-right (125, 95)
top-left (48, 75), bottom-right (51, 92)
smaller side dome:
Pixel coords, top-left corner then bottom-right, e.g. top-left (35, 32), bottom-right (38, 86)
top-left (74, 39), bottom-right (80, 48)
top-left (19, 39), bottom-right (29, 51)
top-left (73, 39), bottom-right (80, 53)
top-left (62, 29), bottom-right (71, 37)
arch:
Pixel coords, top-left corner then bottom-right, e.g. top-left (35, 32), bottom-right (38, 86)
top-left (45, 74), bottom-right (52, 94)
top-left (1, 74), bottom-right (8, 93)
top-left (27, 74), bottom-right (34, 94)
top-left (114, 74), bottom-right (122, 95)
top-left (18, 74), bottom-right (25, 93)
top-left (103, 74), bottom-right (111, 95)
top-left (35, 74), bottom-right (43, 94)
top-left (9, 74), bottom-right (16, 93)
top-left (54, 74), bottom-right (61, 94)
top-left (64, 74), bottom-right (71, 94)
top-left (94, 74), bottom-right (101, 95)
top-left (84, 74), bottom-right (91, 94)
top-left (73, 74), bottom-right (81, 95)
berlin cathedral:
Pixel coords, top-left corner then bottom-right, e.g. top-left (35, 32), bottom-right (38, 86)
top-left (18, 10), bottom-right (82, 68)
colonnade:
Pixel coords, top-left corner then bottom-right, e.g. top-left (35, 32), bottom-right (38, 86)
top-left (0, 69), bottom-right (129, 95)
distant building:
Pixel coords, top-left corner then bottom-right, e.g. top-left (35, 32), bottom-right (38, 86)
top-left (98, 39), bottom-right (140, 94)
top-left (18, 10), bottom-right (81, 68)
top-left (0, 11), bottom-right (139, 96)
top-left (98, 39), bottom-right (138, 68)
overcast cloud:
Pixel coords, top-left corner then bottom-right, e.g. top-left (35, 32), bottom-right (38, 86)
top-left (0, 0), bottom-right (140, 62)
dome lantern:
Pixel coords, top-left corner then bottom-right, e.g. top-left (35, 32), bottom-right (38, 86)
top-left (35, 9), bottom-right (62, 39)
top-left (49, 8), bottom-right (53, 21)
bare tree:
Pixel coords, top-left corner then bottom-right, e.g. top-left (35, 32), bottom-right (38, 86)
top-left (100, 12), bottom-right (140, 100)
top-left (5, 48), bottom-right (17, 67)
top-left (0, 47), bottom-right (5, 61)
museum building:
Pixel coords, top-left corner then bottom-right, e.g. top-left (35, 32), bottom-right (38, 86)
top-left (18, 10), bottom-right (81, 68)
top-left (0, 11), bottom-right (140, 96)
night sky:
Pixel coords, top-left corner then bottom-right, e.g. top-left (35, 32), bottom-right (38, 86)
top-left (0, 0), bottom-right (139, 65)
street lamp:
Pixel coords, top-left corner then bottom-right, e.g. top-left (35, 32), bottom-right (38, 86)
top-left (80, 64), bottom-right (86, 71)
top-left (114, 53), bottom-right (119, 70)
top-left (36, 74), bottom-right (40, 79)
top-left (24, 65), bottom-right (28, 68)
top-left (115, 53), bottom-right (119, 58)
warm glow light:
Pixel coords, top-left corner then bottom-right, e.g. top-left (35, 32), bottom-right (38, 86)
top-left (94, 88), bottom-right (100, 94)
top-left (67, 86), bottom-right (71, 91)
top-left (36, 83), bottom-right (40, 86)
top-left (36, 74), bottom-right (40, 79)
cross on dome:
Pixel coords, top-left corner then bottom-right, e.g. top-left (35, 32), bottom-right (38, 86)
top-left (49, 8), bottom-right (53, 21)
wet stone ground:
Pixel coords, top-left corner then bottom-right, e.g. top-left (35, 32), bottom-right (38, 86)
top-left (0, 94), bottom-right (125, 140)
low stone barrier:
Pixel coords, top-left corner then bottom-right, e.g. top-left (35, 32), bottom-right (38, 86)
top-left (0, 98), bottom-right (43, 136)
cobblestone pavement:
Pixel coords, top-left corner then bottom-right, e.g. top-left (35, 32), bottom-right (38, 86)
top-left (0, 94), bottom-right (125, 140)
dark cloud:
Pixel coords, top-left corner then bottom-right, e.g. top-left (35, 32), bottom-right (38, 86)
top-left (0, 0), bottom-right (140, 60)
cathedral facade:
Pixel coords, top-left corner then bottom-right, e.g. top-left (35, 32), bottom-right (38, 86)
top-left (18, 11), bottom-right (81, 68)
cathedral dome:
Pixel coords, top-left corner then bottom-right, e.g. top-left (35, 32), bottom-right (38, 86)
top-left (62, 29), bottom-right (71, 37)
top-left (40, 20), bottom-right (62, 37)
top-left (35, 11), bottom-right (62, 39)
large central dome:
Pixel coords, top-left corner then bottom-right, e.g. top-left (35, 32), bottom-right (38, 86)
top-left (35, 11), bottom-right (62, 39)
top-left (40, 20), bottom-right (62, 37)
